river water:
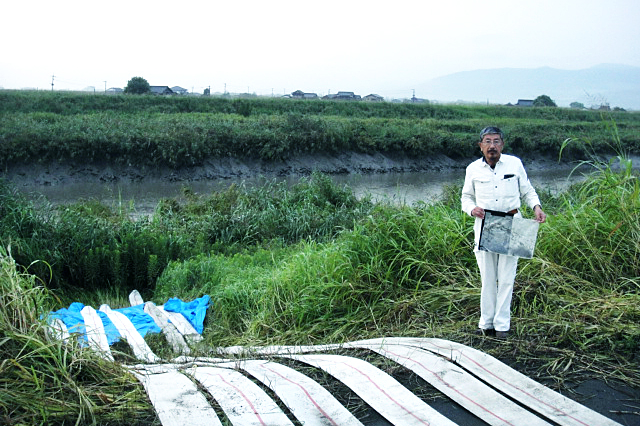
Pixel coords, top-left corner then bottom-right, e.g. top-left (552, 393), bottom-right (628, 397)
top-left (18, 167), bottom-right (589, 216)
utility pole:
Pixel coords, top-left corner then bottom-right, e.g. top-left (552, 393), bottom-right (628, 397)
top-left (104, 81), bottom-right (107, 93)
top-left (51, 74), bottom-right (55, 91)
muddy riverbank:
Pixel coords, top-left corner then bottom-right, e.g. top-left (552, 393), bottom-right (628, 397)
top-left (3, 152), bottom-right (578, 188)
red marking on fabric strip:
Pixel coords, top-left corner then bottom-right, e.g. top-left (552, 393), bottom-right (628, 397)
top-left (216, 373), bottom-right (267, 426)
top-left (381, 347), bottom-right (515, 426)
top-left (336, 360), bottom-right (431, 425)
top-left (425, 342), bottom-right (592, 426)
top-left (259, 363), bottom-right (339, 426)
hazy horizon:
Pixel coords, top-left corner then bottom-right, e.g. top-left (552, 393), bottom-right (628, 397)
top-left (3, 0), bottom-right (639, 102)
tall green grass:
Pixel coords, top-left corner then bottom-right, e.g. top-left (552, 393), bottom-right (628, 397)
top-left (2, 91), bottom-right (639, 168)
top-left (1, 156), bottom-right (639, 424)
top-left (0, 173), bottom-right (373, 296)
top-left (152, 160), bottom-right (639, 386)
top-left (0, 182), bottom-right (183, 296)
top-left (0, 246), bottom-right (156, 425)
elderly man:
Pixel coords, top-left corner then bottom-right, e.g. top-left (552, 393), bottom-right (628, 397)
top-left (461, 126), bottom-right (546, 339)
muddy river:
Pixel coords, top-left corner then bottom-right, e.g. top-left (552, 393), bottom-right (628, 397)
top-left (17, 167), bottom-right (589, 216)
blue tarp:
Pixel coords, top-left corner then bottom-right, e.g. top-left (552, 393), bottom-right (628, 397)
top-left (48, 296), bottom-right (210, 346)
top-left (164, 295), bottom-right (210, 334)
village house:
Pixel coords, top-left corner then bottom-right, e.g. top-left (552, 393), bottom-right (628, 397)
top-left (323, 91), bottom-right (361, 101)
top-left (515, 99), bottom-right (534, 107)
top-left (363, 94), bottom-right (384, 102)
top-left (291, 90), bottom-right (318, 99)
top-left (171, 86), bottom-right (188, 95)
top-left (149, 86), bottom-right (174, 95)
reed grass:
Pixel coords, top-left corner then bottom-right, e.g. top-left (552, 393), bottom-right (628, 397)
top-left (0, 246), bottom-right (157, 425)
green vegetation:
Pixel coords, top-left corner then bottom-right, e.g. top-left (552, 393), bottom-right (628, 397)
top-left (124, 76), bottom-right (151, 95)
top-left (0, 246), bottom-right (156, 425)
top-left (1, 90), bottom-right (639, 168)
top-left (1, 90), bottom-right (639, 424)
top-left (2, 157), bottom-right (639, 423)
top-left (0, 173), bottom-right (367, 296)
top-left (533, 94), bottom-right (557, 107)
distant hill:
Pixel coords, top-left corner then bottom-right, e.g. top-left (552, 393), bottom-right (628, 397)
top-left (416, 64), bottom-right (640, 110)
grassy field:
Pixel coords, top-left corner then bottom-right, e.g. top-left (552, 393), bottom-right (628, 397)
top-left (1, 91), bottom-right (639, 424)
top-left (1, 90), bottom-right (640, 169)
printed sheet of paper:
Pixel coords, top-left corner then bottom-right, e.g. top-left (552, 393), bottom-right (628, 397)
top-left (478, 210), bottom-right (540, 259)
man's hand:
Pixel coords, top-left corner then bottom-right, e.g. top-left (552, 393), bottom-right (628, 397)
top-left (471, 206), bottom-right (485, 219)
top-left (534, 205), bottom-right (546, 223)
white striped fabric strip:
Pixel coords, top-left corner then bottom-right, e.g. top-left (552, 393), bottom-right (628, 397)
top-left (132, 367), bottom-right (221, 426)
top-left (189, 365), bottom-right (295, 426)
top-left (48, 317), bottom-right (70, 342)
top-left (80, 305), bottom-right (113, 361)
top-left (286, 353), bottom-right (457, 426)
top-left (157, 305), bottom-right (203, 343)
top-left (129, 289), bottom-right (144, 306)
top-left (351, 341), bottom-right (551, 426)
top-left (230, 359), bottom-right (364, 426)
top-left (99, 304), bottom-right (160, 363)
top-left (355, 337), bottom-right (622, 426)
top-left (144, 302), bottom-right (190, 356)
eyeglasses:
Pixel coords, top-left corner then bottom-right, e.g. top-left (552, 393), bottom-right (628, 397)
top-left (481, 139), bottom-right (503, 146)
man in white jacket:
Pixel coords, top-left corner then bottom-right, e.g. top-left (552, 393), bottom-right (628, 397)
top-left (461, 127), bottom-right (546, 339)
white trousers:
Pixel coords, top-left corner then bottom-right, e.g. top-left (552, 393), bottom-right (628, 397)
top-left (475, 250), bottom-right (518, 332)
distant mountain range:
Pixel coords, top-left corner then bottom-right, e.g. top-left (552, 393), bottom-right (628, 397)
top-left (415, 64), bottom-right (640, 110)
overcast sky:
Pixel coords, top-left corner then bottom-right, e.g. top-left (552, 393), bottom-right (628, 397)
top-left (2, 0), bottom-right (639, 100)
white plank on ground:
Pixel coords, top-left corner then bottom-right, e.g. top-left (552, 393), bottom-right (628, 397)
top-left (80, 305), bottom-right (113, 361)
top-left (129, 289), bottom-right (144, 306)
top-left (351, 341), bottom-right (551, 426)
top-left (99, 304), bottom-right (160, 363)
top-left (286, 353), bottom-right (457, 426)
top-left (228, 359), bottom-right (363, 426)
top-left (144, 302), bottom-right (190, 356)
top-left (189, 365), bottom-right (295, 426)
top-left (355, 337), bottom-right (622, 426)
top-left (48, 317), bottom-right (70, 342)
top-left (157, 305), bottom-right (203, 344)
top-left (172, 355), bottom-right (228, 364)
top-left (132, 367), bottom-right (221, 426)
top-left (221, 343), bottom-right (343, 356)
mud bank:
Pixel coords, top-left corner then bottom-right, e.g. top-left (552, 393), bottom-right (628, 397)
top-left (2, 152), bottom-right (573, 187)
